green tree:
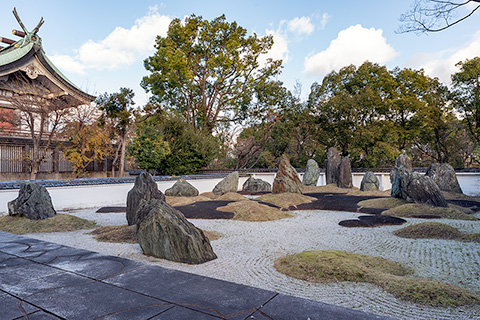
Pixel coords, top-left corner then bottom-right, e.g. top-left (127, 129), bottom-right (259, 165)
top-left (127, 117), bottom-right (170, 172)
top-left (96, 88), bottom-right (135, 177)
top-left (452, 57), bottom-right (480, 145)
top-left (131, 111), bottom-right (219, 175)
top-left (307, 62), bottom-right (396, 166)
top-left (141, 14), bottom-right (282, 132)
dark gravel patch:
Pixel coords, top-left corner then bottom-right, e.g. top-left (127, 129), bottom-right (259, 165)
top-left (174, 200), bottom-right (235, 219)
top-left (339, 215), bottom-right (407, 228)
top-left (295, 193), bottom-right (386, 214)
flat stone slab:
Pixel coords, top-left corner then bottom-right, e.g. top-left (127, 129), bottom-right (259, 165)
top-left (0, 231), bottom-right (393, 320)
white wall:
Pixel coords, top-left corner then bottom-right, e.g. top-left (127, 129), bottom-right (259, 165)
top-left (0, 171), bottom-right (478, 214)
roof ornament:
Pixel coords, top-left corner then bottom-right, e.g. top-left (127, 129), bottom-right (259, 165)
top-left (0, 8), bottom-right (44, 48)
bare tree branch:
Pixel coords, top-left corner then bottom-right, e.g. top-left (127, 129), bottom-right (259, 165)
top-left (398, 0), bottom-right (480, 33)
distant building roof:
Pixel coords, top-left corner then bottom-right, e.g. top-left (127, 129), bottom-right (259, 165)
top-left (0, 8), bottom-right (95, 107)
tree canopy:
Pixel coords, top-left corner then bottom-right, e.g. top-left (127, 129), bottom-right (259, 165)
top-left (141, 14), bottom-right (282, 133)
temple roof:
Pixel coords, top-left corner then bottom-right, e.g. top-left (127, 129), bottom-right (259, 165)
top-left (0, 8), bottom-right (95, 106)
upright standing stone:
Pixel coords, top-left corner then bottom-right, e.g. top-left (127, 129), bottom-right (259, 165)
top-left (8, 183), bottom-right (56, 220)
top-left (212, 171), bottom-right (239, 195)
top-left (242, 176), bottom-right (272, 192)
top-left (272, 154), bottom-right (303, 194)
top-left (325, 147), bottom-right (341, 185)
top-left (360, 172), bottom-right (380, 191)
top-left (165, 179), bottom-right (199, 197)
top-left (390, 154), bottom-right (413, 199)
top-left (425, 163), bottom-right (462, 194)
top-left (136, 199), bottom-right (217, 264)
top-left (302, 159), bottom-right (321, 186)
top-left (126, 172), bottom-right (165, 226)
top-left (337, 156), bottom-right (353, 189)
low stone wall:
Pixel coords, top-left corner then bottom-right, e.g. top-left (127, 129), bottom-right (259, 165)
top-left (0, 170), bottom-right (478, 214)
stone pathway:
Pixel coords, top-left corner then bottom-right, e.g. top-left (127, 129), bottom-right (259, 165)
top-left (0, 231), bottom-right (390, 320)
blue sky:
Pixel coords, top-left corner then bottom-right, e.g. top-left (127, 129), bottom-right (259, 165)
top-left (1, 1), bottom-right (479, 105)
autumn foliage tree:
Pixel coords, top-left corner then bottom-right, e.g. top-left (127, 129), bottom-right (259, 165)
top-left (61, 104), bottom-right (111, 177)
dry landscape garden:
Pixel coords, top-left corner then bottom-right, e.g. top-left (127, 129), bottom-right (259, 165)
top-left (2, 152), bottom-right (480, 319)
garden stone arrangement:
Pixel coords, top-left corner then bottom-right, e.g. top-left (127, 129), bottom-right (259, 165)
top-left (272, 154), bottom-right (303, 193)
top-left (213, 171), bottom-right (239, 195)
top-left (127, 172), bottom-right (217, 264)
top-left (8, 182), bottom-right (56, 220)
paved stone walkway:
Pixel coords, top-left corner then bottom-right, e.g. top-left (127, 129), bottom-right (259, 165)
top-left (0, 231), bottom-right (392, 320)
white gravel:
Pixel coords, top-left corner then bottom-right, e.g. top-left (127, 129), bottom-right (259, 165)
top-left (26, 208), bottom-right (480, 320)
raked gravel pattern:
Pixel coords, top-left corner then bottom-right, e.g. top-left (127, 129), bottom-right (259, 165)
top-left (26, 208), bottom-right (480, 320)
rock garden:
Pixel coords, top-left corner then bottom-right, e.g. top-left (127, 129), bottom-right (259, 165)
top-left (1, 152), bottom-right (480, 319)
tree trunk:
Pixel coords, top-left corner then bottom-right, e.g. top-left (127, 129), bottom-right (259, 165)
top-left (119, 130), bottom-right (127, 177)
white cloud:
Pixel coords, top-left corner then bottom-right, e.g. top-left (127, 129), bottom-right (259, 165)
top-left (49, 8), bottom-right (171, 74)
top-left (49, 54), bottom-right (87, 75)
top-left (287, 16), bottom-right (314, 36)
top-left (304, 24), bottom-right (399, 76)
top-left (319, 13), bottom-right (330, 30)
top-left (421, 31), bottom-right (480, 84)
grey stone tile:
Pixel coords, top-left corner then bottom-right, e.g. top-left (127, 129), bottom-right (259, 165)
top-left (249, 293), bottom-right (394, 320)
top-left (105, 265), bottom-right (276, 319)
top-left (150, 305), bottom-right (223, 319)
top-left (0, 258), bottom-right (62, 288)
top-left (23, 279), bottom-right (172, 320)
top-left (0, 293), bottom-right (39, 319)
top-left (47, 251), bottom-right (146, 280)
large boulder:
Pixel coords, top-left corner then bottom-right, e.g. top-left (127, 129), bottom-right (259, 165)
top-left (136, 199), bottom-right (217, 264)
top-left (126, 172), bottom-right (165, 226)
top-left (302, 159), bottom-right (321, 186)
top-left (360, 172), bottom-right (380, 191)
top-left (425, 163), bottom-right (462, 194)
top-left (242, 176), bottom-right (271, 193)
top-left (213, 171), bottom-right (239, 195)
top-left (8, 183), bottom-right (56, 220)
top-left (390, 154), bottom-right (413, 199)
top-left (165, 179), bottom-right (199, 197)
top-left (272, 154), bottom-right (303, 194)
top-left (403, 172), bottom-right (448, 207)
top-left (325, 147), bottom-right (341, 185)
top-left (337, 157), bottom-right (353, 189)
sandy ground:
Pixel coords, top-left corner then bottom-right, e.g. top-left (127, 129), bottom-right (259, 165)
top-left (23, 207), bottom-right (480, 320)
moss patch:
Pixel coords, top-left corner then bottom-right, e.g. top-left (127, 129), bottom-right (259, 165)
top-left (303, 184), bottom-right (350, 194)
top-left (91, 225), bottom-right (221, 243)
top-left (90, 225), bottom-right (138, 243)
top-left (199, 192), bottom-right (218, 199)
top-left (358, 197), bottom-right (407, 209)
top-left (274, 250), bottom-right (480, 307)
top-left (215, 192), bottom-right (249, 201)
top-left (394, 222), bottom-right (463, 240)
top-left (217, 200), bottom-right (294, 221)
top-left (202, 230), bottom-right (221, 241)
top-left (383, 203), bottom-right (478, 221)
top-left (166, 195), bottom-right (211, 207)
top-left (394, 222), bottom-right (480, 243)
top-left (0, 214), bottom-right (96, 234)
top-left (257, 193), bottom-right (316, 208)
